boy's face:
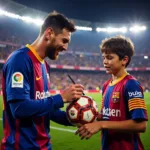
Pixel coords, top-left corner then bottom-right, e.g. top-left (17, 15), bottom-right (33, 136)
top-left (102, 52), bottom-right (125, 75)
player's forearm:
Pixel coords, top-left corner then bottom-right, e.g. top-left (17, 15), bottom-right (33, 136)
top-left (50, 109), bottom-right (73, 126)
top-left (100, 120), bottom-right (147, 133)
top-left (9, 94), bottom-right (64, 118)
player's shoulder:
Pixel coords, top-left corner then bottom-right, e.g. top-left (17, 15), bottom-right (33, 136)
top-left (4, 46), bottom-right (32, 71)
top-left (104, 78), bottom-right (111, 85)
top-left (125, 75), bottom-right (141, 88)
top-left (6, 47), bottom-right (30, 63)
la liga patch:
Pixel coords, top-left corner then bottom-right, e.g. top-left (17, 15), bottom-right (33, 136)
top-left (12, 72), bottom-right (24, 88)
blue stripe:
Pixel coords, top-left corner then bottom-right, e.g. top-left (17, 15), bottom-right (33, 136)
top-left (102, 130), bottom-right (109, 150)
top-left (103, 85), bottom-right (114, 119)
top-left (104, 86), bottom-right (114, 108)
top-left (133, 134), bottom-right (139, 150)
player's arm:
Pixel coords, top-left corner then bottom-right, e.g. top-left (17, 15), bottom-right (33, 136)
top-left (75, 119), bottom-right (147, 139)
top-left (102, 119), bottom-right (147, 132)
top-left (9, 96), bottom-right (63, 118)
top-left (9, 84), bottom-right (84, 119)
top-left (50, 109), bottom-right (73, 126)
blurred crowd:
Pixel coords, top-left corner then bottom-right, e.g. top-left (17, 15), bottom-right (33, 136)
top-left (49, 71), bottom-right (150, 92)
top-left (0, 46), bottom-right (150, 67)
top-left (0, 70), bottom-right (149, 92)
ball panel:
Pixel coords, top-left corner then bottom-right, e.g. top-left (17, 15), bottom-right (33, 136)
top-left (76, 97), bottom-right (89, 106)
top-left (82, 109), bottom-right (94, 122)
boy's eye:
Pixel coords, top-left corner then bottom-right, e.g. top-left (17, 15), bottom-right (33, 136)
top-left (108, 57), bottom-right (112, 59)
top-left (102, 55), bottom-right (113, 60)
top-left (107, 56), bottom-right (113, 59)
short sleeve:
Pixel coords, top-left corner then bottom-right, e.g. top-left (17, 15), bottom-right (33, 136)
top-left (124, 79), bottom-right (148, 120)
top-left (3, 53), bottom-right (32, 101)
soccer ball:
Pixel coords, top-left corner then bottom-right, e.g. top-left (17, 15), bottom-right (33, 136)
top-left (66, 96), bottom-right (99, 125)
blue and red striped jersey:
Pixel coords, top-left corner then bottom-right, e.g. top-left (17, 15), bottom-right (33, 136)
top-left (1, 44), bottom-right (71, 150)
top-left (101, 74), bottom-right (148, 150)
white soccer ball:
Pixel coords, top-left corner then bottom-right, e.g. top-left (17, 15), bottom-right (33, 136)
top-left (66, 96), bottom-right (99, 125)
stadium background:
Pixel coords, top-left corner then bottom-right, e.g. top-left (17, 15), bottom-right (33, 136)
top-left (0, 0), bottom-right (150, 149)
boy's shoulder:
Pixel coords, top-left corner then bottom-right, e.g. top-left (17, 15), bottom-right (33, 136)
top-left (126, 74), bottom-right (136, 80)
top-left (103, 79), bottom-right (111, 86)
top-left (125, 75), bottom-right (140, 85)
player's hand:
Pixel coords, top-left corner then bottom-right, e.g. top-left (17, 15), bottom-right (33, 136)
top-left (60, 84), bottom-right (84, 103)
top-left (75, 122), bottom-right (102, 140)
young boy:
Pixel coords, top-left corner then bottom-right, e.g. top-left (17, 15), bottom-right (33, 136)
top-left (76, 35), bottom-right (148, 150)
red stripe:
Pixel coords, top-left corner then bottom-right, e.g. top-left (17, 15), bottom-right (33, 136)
top-left (28, 50), bottom-right (49, 150)
top-left (144, 110), bottom-right (148, 120)
top-left (1, 113), bottom-right (10, 150)
top-left (1, 74), bottom-right (11, 150)
top-left (14, 120), bottom-right (20, 150)
top-left (34, 117), bottom-right (49, 150)
top-left (107, 132), bottom-right (134, 149)
top-left (137, 133), bottom-right (144, 150)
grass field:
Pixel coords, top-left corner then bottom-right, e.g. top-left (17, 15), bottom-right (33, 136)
top-left (0, 93), bottom-right (150, 150)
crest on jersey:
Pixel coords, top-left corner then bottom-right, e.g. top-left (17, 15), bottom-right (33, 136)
top-left (112, 92), bottom-right (120, 103)
top-left (12, 72), bottom-right (23, 88)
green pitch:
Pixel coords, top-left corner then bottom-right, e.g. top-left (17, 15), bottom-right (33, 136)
top-left (0, 93), bottom-right (149, 150)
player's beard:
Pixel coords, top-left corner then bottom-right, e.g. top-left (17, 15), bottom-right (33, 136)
top-left (46, 37), bottom-right (59, 60)
top-left (46, 45), bottom-right (58, 60)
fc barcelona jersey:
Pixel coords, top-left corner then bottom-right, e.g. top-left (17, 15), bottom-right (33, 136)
top-left (101, 74), bottom-right (148, 150)
top-left (1, 44), bottom-right (67, 150)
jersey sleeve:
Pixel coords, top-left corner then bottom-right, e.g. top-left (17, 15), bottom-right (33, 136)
top-left (124, 79), bottom-right (148, 121)
top-left (49, 109), bottom-right (73, 126)
top-left (3, 53), bottom-right (31, 101)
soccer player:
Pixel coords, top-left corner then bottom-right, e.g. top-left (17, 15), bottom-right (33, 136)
top-left (76, 35), bottom-right (148, 150)
top-left (1, 12), bottom-right (84, 150)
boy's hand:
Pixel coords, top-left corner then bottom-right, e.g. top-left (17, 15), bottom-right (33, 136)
top-left (75, 122), bottom-right (102, 140)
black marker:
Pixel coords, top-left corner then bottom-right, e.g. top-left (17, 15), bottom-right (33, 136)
top-left (67, 74), bottom-right (85, 95)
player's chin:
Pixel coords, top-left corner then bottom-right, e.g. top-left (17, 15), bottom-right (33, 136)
top-left (54, 52), bottom-right (59, 59)
top-left (54, 55), bottom-right (59, 60)
top-left (49, 54), bottom-right (59, 60)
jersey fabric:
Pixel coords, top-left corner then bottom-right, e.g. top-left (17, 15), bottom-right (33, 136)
top-left (101, 74), bottom-right (148, 150)
top-left (1, 44), bottom-right (71, 150)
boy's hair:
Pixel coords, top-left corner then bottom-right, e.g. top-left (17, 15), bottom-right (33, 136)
top-left (40, 11), bottom-right (76, 35)
top-left (100, 35), bottom-right (134, 67)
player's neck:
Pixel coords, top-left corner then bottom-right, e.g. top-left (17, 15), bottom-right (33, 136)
top-left (31, 38), bottom-right (46, 60)
top-left (112, 68), bottom-right (127, 82)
